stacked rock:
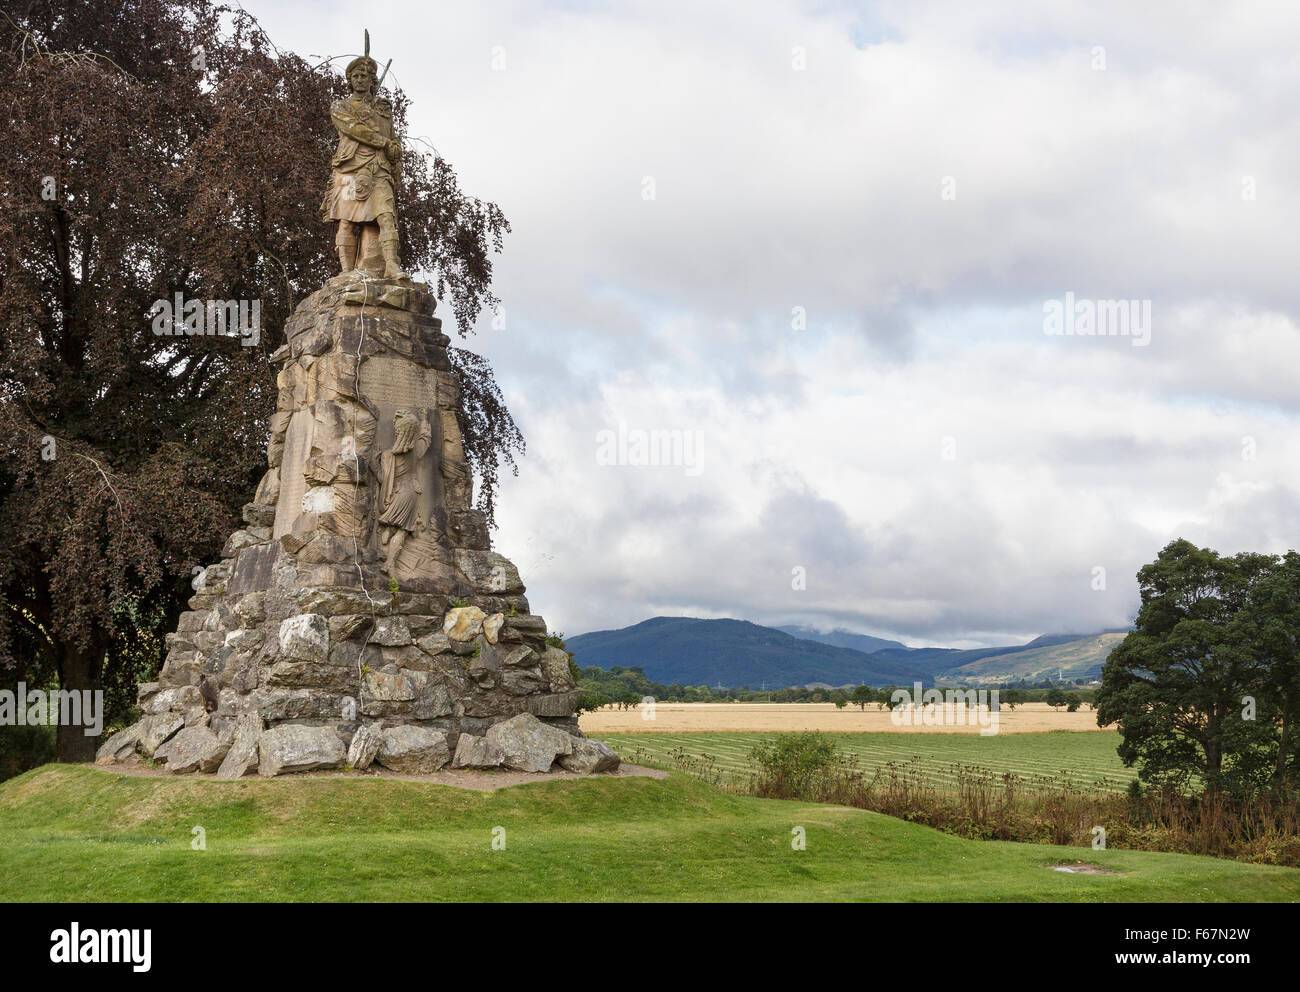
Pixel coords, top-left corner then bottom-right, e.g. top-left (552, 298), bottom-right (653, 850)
top-left (95, 273), bottom-right (616, 777)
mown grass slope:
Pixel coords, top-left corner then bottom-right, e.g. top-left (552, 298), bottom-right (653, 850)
top-left (0, 764), bottom-right (1295, 902)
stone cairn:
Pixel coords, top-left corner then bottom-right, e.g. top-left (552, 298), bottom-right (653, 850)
top-left (96, 273), bottom-right (618, 778)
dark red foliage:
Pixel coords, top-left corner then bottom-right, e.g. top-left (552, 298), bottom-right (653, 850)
top-left (0, 0), bottom-right (519, 758)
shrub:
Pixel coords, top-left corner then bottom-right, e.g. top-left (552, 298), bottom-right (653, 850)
top-left (749, 732), bottom-right (841, 798)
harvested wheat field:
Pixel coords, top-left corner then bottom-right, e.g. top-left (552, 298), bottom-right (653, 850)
top-left (580, 701), bottom-right (1110, 734)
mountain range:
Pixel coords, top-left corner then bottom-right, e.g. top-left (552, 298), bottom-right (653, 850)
top-left (566, 617), bottom-right (1129, 688)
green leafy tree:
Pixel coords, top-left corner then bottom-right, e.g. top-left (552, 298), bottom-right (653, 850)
top-left (1096, 539), bottom-right (1278, 795)
top-left (850, 685), bottom-right (872, 711)
top-left (1231, 551), bottom-right (1300, 790)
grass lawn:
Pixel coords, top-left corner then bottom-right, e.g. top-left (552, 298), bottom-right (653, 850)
top-left (596, 730), bottom-right (1136, 791)
top-left (0, 764), bottom-right (1296, 902)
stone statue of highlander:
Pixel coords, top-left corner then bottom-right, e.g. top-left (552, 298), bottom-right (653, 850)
top-left (321, 49), bottom-right (408, 280)
top-left (100, 30), bottom-right (618, 782)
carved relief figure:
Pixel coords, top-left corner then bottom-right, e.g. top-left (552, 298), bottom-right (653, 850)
top-left (378, 409), bottom-right (432, 574)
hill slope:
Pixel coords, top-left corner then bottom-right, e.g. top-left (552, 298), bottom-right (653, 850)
top-left (865, 644), bottom-right (1022, 678)
top-left (0, 764), bottom-right (1294, 902)
top-left (941, 632), bottom-right (1127, 684)
top-left (567, 617), bottom-right (918, 687)
top-left (776, 625), bottom-right (906, 655)
top-left (569, 618), bottom-right (1128, 688)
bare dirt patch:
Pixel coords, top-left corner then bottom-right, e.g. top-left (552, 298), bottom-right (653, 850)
top-left (1049, 861), bottom-right (1121, 875)
top-left (89, 760), bottom-right (667, 792)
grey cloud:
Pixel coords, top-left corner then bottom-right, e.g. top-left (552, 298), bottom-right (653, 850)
top-left (250, 0), bottom-right (1300, 647)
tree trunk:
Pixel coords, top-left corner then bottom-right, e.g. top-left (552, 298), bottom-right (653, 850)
top-left (55, 643), bottom-right (102, 763)
top-left (1204, 740), bottom-right (1222, 779)
top-left (1275, 692), bottom-right (1293, 790)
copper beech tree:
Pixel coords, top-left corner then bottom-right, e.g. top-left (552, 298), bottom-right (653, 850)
top-left (0, 0), bottom-right (521, 760)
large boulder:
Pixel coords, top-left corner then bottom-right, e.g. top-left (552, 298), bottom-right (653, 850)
top-left (483, 642), bottom-right (535, 669)
top-left (485, 713), bottom-right (573, 773)
top-left (370, 615), bottom-right (412, 646)
top-left (141, 685), bottom-right (202, 715)
top-left (558, 737), bottom-right (621, 774)
top-left (347, 723), bottom-right (383, 770)
top-left (525, 691), bottom-right (580, 718)
top-left (139, 713), bottom-right (185, 758)
top-left (266, 658), bottom-right (353, 692)
top-left (451, 733), bottom-right (505, 769)
top-left (222, 529), bottom-right (263, 557)
top-left (95, 722), bottom-right (142, 764)
top-left (251, 687), bottom-right (339, 722)
top-left (136, 681), bottom-right (161, 705)
top-left (331, 614), bottom-right (374, 642)
top-left (278, 613), bottom-right (330, 663)
top-left (193, 562), bottom-right (230, 593)
top-left (166, 725), bottom-right (230, 774)
top-left (257, 724), bottom-right (345, 777)
top-left (443, 606), bottom-right (486, 641)
top-left (362, 669), bottom-right (416, 702)
top-left (453, 550), bottom-right (524, 595)
top-left (216, 712), bottom-right (263, 779)
top-left (540, 645), bottom-right (576, 690)
top-left (298, 587), bottom-right (392, 617)
top-left (416, 631), bottom-right (452, 656)
top-left (376, 725), bottom-right (451, 774)
top-left (414, 683), bottom-right (454, 720)
top-left (501, 667), bottom-right (546, 695)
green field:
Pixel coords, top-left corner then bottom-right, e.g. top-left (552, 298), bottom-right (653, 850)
top-left (2, 764), bottom-right (1295, 902)
top-left (595, 730), bottom-right (1136, 792)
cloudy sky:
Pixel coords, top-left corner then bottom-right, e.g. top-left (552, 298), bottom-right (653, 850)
top-left (247, 0), bottom-right (1300, 647)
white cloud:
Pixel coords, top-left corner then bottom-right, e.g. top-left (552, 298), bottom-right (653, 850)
top-left (247, 0), bottom-right (1300, 645)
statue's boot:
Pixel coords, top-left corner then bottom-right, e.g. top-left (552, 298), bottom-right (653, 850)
top-left (381, 236), bottom-right (409, 281)
top-left (338, 247), bottom-right (354, 273)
